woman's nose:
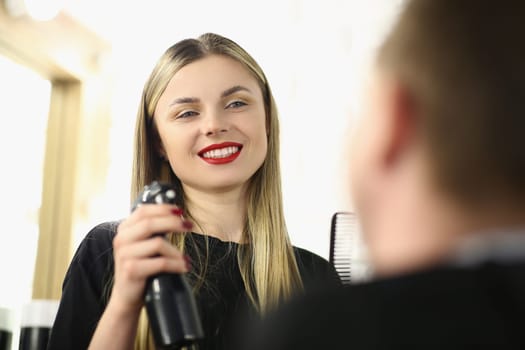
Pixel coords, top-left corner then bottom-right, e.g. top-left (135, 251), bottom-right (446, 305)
top-left (202, 112), bottom-right (229, 136)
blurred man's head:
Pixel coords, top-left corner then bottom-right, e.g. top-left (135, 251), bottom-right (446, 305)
top-left (350, 0), bottom-right (525, 275)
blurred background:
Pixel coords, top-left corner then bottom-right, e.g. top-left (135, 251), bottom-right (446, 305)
top-left (0, 0), bottom-right (402, 343)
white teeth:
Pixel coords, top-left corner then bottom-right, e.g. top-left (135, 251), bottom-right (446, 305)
top-left (202, 146), bottom-right (240, 159)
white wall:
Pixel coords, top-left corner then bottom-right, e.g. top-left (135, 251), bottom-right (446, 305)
top-left (0, 54), bottom-right (51, 350)
top-left (67, 0), bottom-right (403, 259)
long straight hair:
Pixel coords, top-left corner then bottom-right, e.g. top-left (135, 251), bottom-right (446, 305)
top-left (130, 33), bottom-right (303, 349)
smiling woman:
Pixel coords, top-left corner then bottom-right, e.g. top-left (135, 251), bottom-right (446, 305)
top-left (154, 55), bottom-right (268, 195)
top-left (48, 33), bottom-right (340, 350)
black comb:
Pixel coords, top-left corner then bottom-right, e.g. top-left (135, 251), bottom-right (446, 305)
top-left (329, 212), bottom-right (357, 285)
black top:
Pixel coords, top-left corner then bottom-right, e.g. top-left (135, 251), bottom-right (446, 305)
top-left (245, 259), bottom-right (525, 349)
top-left (47, 222), bottom-right (339, 350)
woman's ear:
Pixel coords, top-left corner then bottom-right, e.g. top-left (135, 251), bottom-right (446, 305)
top-left (158, 146), bottom-right (168, 161)
top-left (155, 137), bottom-right (168, 160)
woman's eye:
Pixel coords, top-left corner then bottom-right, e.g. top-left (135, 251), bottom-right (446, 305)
top-left (176, 110), bottom-right (198, 119)
top-left (226, 100), bottom-right (247, 109)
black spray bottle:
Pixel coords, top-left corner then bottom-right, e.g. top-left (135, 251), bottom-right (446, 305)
top-left (132, 181), bottom-right (204, 349)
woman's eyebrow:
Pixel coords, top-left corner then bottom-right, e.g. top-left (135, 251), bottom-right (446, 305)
top-left (169, 97), bottom-right (200, 106)
top-left (221, 85), bottom-right (252, 98)
top-left (168, 86), bottom-right (251, 106)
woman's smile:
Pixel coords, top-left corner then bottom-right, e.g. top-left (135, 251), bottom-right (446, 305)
top-left (198, 142), bottom-right (243, 164)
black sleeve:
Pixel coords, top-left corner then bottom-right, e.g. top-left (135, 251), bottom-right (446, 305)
top-left (294, 247), bottom-right (342, 292)
top-left (47, 222), bottom-right (118, 350)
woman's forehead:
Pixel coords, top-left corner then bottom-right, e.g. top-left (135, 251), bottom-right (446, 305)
top-left (166, 55), bottom-right (260, 96)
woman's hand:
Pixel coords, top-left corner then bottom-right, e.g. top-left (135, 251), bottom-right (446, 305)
top-left (110, 204), bottom-right (192, 313)
top-left (89, 204), bottom-right (192, 350)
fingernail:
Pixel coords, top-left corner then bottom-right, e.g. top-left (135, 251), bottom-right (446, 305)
top-left (171, 208), bottom-right (184, 216)
top-left (183, 220), bottom-right (193, 230)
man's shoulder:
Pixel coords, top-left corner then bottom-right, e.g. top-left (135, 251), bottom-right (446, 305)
top-left (250, 263), bottom-right (525, 349)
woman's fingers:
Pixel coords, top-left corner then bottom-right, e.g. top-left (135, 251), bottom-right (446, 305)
top-left (116, 236), bottom-right (183, 261)
top-left (115, 217), bottom-right (185, 246)
top-left (121, 204), bottom-right (181, 228)
top-left (115, 206), bottom-right (192, 247)
top-left (110, 204), bottom-right (193, 309)
top-left (119, 256), bottom-right (190, 282)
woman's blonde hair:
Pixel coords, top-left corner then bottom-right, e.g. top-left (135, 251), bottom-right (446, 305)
top-left (130, 33), bottom-right (303, 349)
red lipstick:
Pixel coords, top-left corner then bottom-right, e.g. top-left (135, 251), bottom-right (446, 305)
top-left (198, 142), bottom-right (243, 165)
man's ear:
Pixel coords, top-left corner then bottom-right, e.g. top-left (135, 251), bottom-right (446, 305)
top-left (382, 80), bottom-right (418, 168)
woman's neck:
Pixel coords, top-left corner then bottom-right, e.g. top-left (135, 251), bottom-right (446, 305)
top-left (182, 185), bottom-right (247, 243)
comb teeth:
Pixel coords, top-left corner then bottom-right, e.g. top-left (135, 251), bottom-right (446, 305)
top-left (329, 212), bottom-right (357, 285)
